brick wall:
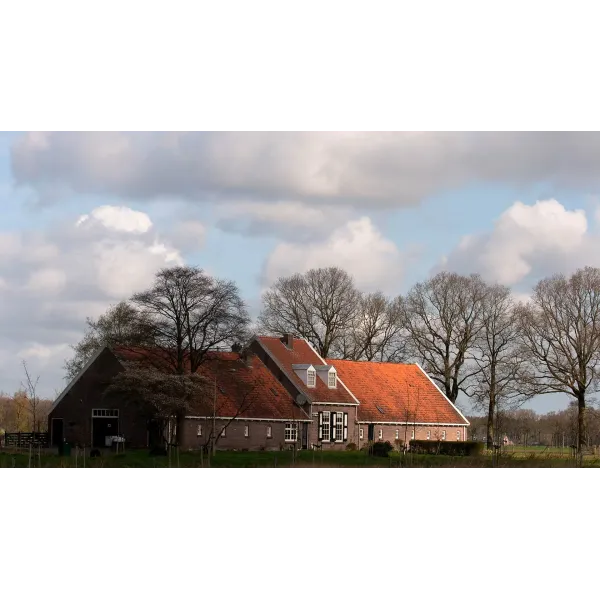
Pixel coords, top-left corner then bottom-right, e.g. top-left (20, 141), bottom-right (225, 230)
top-left (181, 418), bottom-right (308, 451)
top-left (356, 423), bottom-right (468, 448)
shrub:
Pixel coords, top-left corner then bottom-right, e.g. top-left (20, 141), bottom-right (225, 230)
top-left (371, 441), bottom-right (394, 457)
top-left (409, 440), bottom-right (484, 456)
top-left (346, 443), bottom-right (357, 451)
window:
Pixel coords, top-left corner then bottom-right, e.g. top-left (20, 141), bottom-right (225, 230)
top-left (456, 429), bottom-right (461, 441)
top-left (441, 430), bottom-right (446, 440)
top-left (427, 430), bottom-right (431, 440)
top-left (395, 429), bottom-right (399, 440)
top-left (307, 369), bottom-right (316, 387)
top-left (92, 408), bottom-right (119, 418)
top-left (328, 371), bottom-right (337, 388)
top-left (266, 426), bottom-right (272, 439)
top-left (321, 411), bottom-right (330, 442)
top-left (335, 412), bottom-right (343, 441)
top-left (197, 424), bottom-right (202, 437)
top-left (244, 425), bottom-right (249, 438)
top-left (411, 429), bottom-right (415, 440)
top-left (378, 429), bottom-right (383, 440)
top-left (359, 428), bottom-right (364, 440)
top-left (285, 422), bottom-right (298, 442)
top-left (221, 427), bottom-right (226, 437)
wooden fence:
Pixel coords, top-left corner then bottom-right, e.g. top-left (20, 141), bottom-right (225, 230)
top-left (2, 432), bottom-right (49, 448)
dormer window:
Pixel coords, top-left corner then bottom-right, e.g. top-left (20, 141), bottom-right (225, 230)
top-left (307, 369), bottom-right (316, 387)
top-left (328, 371), bottom-right (337, 388)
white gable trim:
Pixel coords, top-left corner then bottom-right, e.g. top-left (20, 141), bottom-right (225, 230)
top-left (414, 363), bottom-right (470, 426)
top-left (185, 416), bottom-right (312, 423)
top-left (51, 345), bottom-right (110, 412)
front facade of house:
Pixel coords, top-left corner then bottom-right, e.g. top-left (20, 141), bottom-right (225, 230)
top-left (48, 335), bottom-right (469, 451)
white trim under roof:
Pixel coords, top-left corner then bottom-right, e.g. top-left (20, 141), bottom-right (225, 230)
top-left (185, 416), bottom-right (312, 423)
top-left (51, 344), bottom-right (110, 412)
top-left (414, 363), bottom-right (470, 426)
top-left (357, 421), bottom-right (466, 426)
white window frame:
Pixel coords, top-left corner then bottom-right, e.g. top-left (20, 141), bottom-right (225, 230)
top-left (197, 424), bottom-right (202, 437)
top-left (328, 371), bottom-right (337, 388)
top-left (285, 422), bottom-right (298, 442)
top-left (427, 430), bottom-right (431, 440)
top-left (307, 369), bottom-right (316, 388)
top-left (378, 429), bottom-right (383, 440)
top-left (92, 408), bottom-right (119, 418)
top-left (441, 430), bottom-right (446, 440)
top-left (395, 429), bottom-right (399, 440)
top-left (322, 411), bottom-right (330, 442)
top-left (221, 427), bottom-right (226, 438)
top-left (456, 429), bottom-right (461, 441)
top-left (244, 425), bottom-right (249, 438)
top-left (266, 426), bottom-right (272, 439)
top-left (359, 428), bottom-right (364, 440)
top-left (335, 412), bottom-right (343, 442)
top-left (411, 429), bottom-right (415, 440)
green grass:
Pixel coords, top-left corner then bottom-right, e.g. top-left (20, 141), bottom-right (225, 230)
top-left (1, 447), bottom-right (599, 468)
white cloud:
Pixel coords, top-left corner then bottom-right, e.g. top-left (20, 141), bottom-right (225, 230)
top-left (77, 204), bottom-right (153, 233)
top-left (0, 205), bottom-right (193, 397)
top-left (262, 217), bottom-right (403, 292)
top-left (216, 200), bottom-right (354, 241)
top-left (439, 199), bottom-right (595, 286)
top-left (26, 268), bottom-right (67, 294)
top-left (13, 132), bottom-right (600, 209)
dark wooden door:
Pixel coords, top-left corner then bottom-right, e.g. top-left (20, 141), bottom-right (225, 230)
top-left (92, 418), bottom-right (119, 447)
top-left (368, 424), bottom-right (374, 442)
top-left (301, 423), bottom-right (308, 449)
top-left (51, 418), bottom-right (64, 447)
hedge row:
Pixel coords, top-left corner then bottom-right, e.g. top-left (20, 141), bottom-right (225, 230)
top-left (408, 440), bottom-right (485, 456)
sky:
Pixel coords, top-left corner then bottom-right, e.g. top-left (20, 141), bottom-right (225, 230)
top-left (3, 131), bottom-right (600, 413)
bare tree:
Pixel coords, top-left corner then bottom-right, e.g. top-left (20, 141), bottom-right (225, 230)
top-left (21, 361), bottom-right (42, 433)
top-left (65, 301), bottom-right (155, 380)
top-left (470, 284), bottom-right (538, 449)
top-left (132, 266), bottom-right (250, 374)
top-left (259, 267), bottom-right (360, 358)
top-left (402, 272), bottom-right (487, 403)
top-left (334, 292), bottom-right (407, 362)
top-left (517, 267), bottom-right (600, 462)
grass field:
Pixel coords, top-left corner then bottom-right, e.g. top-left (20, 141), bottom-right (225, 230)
top-left (1, 447), bottom-right (599, 468)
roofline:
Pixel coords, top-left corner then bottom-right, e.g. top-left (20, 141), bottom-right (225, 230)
top-left (185, 416), bottom-right (312, 423)
top-left (51, 344), bottom-right (110, 412)
top-left (414, 363), bottom-right (470, 426)
top-left (246, 336), bottom-right (312, 418)
top-left (357, 421), bottom-right (468, 426)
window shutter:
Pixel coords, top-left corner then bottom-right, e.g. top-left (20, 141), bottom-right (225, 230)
top-left (318, 412), bottom-right (323, 441)
top-left (331, 412), bottom-right (337, 441)
top-left (343, 413), bottom-right (348, 441)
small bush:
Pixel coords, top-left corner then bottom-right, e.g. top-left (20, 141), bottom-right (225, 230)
top-left (371, 441), bottom-right (394, 457)
top-left (346, 443), bottom-right (357, 451)
top-left (409, 440), bottom-right (484, 456)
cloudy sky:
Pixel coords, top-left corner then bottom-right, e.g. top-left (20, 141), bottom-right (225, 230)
top-left (3, 131), bottom-right (600, 412)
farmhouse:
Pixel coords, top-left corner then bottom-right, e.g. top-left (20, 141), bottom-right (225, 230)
top-left (48, 334), bottom-right (469, 451)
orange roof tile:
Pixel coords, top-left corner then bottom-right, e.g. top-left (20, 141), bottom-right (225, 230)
top-left (255, 336), bottom-right (358, 406)
top-left (112, 347), bottom-right (309, 421)
top-left (327, 359), bottom-right (469, 425)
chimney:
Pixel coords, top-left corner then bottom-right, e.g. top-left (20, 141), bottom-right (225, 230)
top-left (241, 349), bottom-right (255, 367)
top-left (232, 342), bottom-right (242, 354)
top-left (281, 333), bottom-right (294, 350)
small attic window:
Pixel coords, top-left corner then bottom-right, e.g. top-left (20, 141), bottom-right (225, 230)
top-left (376, 405), bottom-right (385, 415)
top-left (307, 370), bottom-right (316, 387)
top-left (270, 387), bottom-right (279, 397)
top-left (328, 371), bottom-right (337, 388)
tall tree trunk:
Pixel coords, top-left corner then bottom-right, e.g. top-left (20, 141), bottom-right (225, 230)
top-left (577, 392), bottom-right (586, 463)
top-left (486, 394), bottom-right (495, 451)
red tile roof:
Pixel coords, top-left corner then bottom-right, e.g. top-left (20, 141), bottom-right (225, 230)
top-left (255, 336), bottom-right (358, 406)
top-left (326, 359), bottom-right (469, 425)
top-left (112, 347), bottom-right (309, 421)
